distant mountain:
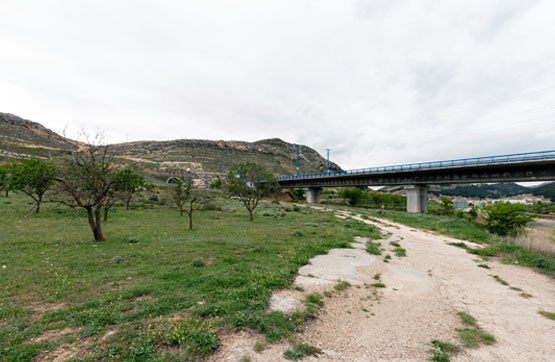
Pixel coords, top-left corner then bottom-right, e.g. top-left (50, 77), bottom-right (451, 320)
top-left (429, 183), bottom-right (529, 199)
top-left (0, 112), bottom-right (340, 181)
top-left (530, 182), bottom-right (555, 201)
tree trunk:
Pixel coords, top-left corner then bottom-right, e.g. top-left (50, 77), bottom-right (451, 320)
top-left (35, 194), bottom-right (42, 214)
top-left (87, 206), bottom-right (106, 241)
top-left (188, 213), bottom-right (193, 230)
top-left (126, 198), bottom-right (130, 210)
top-left (5, 189), bottom-right (8, 197)
top-left (248, 208), bottom-right (253, 221)
top-left (104, 207), bottom-right (109, 222)
top-left (95, 206), bottom-right (106, 241)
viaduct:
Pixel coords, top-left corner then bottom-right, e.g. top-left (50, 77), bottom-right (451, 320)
top-left (276, 150), bottom-right (555, 212)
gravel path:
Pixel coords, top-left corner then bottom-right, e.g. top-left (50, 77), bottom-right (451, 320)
top-left (208, 210), bottom-right (555, 361)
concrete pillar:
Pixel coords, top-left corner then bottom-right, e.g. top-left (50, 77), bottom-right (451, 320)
top-left (306, 187), bottom-right (322, 204)
top-left (405, 185), bottom-right (428, 213)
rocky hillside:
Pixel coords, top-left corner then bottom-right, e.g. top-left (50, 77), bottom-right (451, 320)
top-left (0, 113), bottom-right (77, 160)
top-left (0, 113), bottom-right (340, 181)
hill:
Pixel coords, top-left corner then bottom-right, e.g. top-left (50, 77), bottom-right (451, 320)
top-left (531, 182), bottom-right (555, 201)
top-left (0, 112), bottom-right (340, 181)
top-left (429, 183), bottom-right (529, 199)
top-left (0, 112), bottom-right (77, 160)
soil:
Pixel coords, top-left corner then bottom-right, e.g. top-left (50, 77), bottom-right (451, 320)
top-left (208, 209), bottom-right (555, 362)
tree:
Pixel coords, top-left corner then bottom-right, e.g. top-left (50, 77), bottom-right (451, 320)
top-left (439, 197), bottom-right (455, 215)
top-left (10, 159), bottom-right (58, 213)
top-left (226, 162), bottom-right (278, 221)
top-left (339, 188), bottom-right (366, 206)
top-left (0, 163), bottom-right (12, 197)
top-left (54, 144), bottom-right (115, 241)
top-left (113, 168), bottom-right (152, 209)
top-left (482, 202), bottom-right (532, 236)
top-left (171, 176), bottom-right (207, 230)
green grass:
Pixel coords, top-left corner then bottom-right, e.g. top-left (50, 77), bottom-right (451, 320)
top-left (539, 310), bottom-right (555, 321)
top-left (389, 241), bottom-right (400, 247)
top-left (458, 311), bottom-right (477, 326)
top-left (477, 264), bottom-right (490, 269)
top-left (334, 281), bottom-right (351, 292)
top-left (393, 247), bottom-right (407, 257)
top-left (430, 340), bottom-right (461, 361)
top-left (0, 193), bottom-right (370, 361)
top-left (492, 275), bottom-right (509, 286)
top-left (361, 209), bottom-right (555, 277)
top-left (366, 241), bottom-right (382, 255)
top-left (371, 283), bottom-right (386, 288)
top-left (284, 343), bottom-right (321, 360)
top-left (455, 311), bottom-right (495, 348)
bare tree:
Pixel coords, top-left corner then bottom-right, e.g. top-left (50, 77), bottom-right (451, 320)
top-left (171, 176), bottom-right (208, 230)
top-left (53, 139), bottom-right (115, 241)
top-left (226, 162), bottom-right (279, 221)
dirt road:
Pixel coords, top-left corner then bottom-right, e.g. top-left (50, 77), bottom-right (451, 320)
top-left (209, 211), bottom-right (555, 361)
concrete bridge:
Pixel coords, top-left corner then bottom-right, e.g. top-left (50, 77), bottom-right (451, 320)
top-left (276, 150), bottom-right (555, 212)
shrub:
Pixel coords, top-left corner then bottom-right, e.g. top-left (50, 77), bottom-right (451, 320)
top-left (111, 256), bottom-right (123, 264)
top-left (482, 202), bottom-right (532, 236)
top-left (191, 258), bottom-right (205, 267)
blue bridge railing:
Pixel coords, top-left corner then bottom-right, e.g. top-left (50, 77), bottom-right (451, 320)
top-left (276, 150), bottom-right (555, 182)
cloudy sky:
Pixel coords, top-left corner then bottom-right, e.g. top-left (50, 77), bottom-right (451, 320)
top-left (1, 0), bottom-right (554, 170)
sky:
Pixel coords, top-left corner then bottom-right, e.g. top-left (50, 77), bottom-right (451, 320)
top-left (1, 0), bottom-right (555, 171)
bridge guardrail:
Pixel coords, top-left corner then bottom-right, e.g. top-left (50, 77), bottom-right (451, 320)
top-left (276, 150), bottom-right (555, 181)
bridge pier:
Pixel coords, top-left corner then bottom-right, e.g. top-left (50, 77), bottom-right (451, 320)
top-left (306, 187), bottom-right (322, 204)
top-left (405, 185), bottom-right (428, 213)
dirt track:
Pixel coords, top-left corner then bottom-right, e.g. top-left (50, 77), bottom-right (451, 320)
top-left (209, 210), bottom-right (555, 361)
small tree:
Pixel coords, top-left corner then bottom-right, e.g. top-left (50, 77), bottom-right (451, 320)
top-left (171, 176), bottom-right (207, 230)
top-left (439, 197), bottom-right (455, 215)
top-left (339, 188), bottom-right (366, 206)
top-left (226, 162), bottom-right (278, 221)
top-left (113, 168), bottom-right (152, 209)
top-left (54, 143), bottom-right (115, 241)
top-left (10, 159), bottom-right (58, 213)
top-left (482, 202), bottom-right (532, 236)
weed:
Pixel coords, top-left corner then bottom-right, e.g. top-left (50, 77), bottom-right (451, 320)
top-left (292, 231), bottom-right (304, 237)
top-left (520, 293), bottom-right (533, 298)
top-left (389, 241), bottom-right (401, 247)
top-left (492, 275), bottom-right (509, 286)
top-left (509, 287), bottom-right (522, 291)
top-left (284, 343), bottom-right (321, 360)
top-left (430, 340), bottom-right (461, 361)
top-left (334, 281), bottom-right (351, 291)
top-left (306, 293), bottom-right (323, 306)
top-left (371, 283), bottom-right (386, 288)
top-left (393, 247), bottom-right (406, 257)
top-left (447, 242), bottom-right (468, 249)
top-left (190, 258), bottom-right (205, 267)
top-left (111, 255), bottom-right (123, 264)
top-left (373, 273), bottom-right (381, 280)
top-left (241, 354), bottom-right (252, 362)
top-left (254, 342), bottom-right (266, 352)
top-left (323, 291), bottom-right (332, 298)
top-left (458, 312), bottom-right (477, 326)
top-left (538, 310), bottom-right (555, 320)
top-left (295, 286), bottom-right (305, 292)
top-left (366, 241), bottom-right (382, 255)
top-left (477, 264), bottom-right (490, 269)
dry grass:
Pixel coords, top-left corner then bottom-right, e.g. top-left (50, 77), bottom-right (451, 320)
top-left (507, 225), bottom-right (555, 257)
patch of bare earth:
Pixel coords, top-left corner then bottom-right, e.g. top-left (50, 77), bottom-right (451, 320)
top-left (209, 209), bottom-right (555, 361)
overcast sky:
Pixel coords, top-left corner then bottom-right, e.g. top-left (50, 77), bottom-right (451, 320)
top-left (1, 0), bottom-right (555, 171)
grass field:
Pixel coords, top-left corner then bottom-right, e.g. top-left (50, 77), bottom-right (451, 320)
top-left (0, 193), bottom-right (379, 361)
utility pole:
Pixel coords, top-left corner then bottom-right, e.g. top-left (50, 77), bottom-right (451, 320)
top-left (296, 144), bottom-right (300, 177)
top-left (4, 143), bottom-right (10, 162)
top-left (326, 148), bottom-right (330, 172)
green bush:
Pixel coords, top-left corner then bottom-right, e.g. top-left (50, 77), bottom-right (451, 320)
top-left (482, 202), bottom-right (532, 236)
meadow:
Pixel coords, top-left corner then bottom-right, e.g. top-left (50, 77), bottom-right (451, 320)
top-left (0, 192), bottom-right (377, 361)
